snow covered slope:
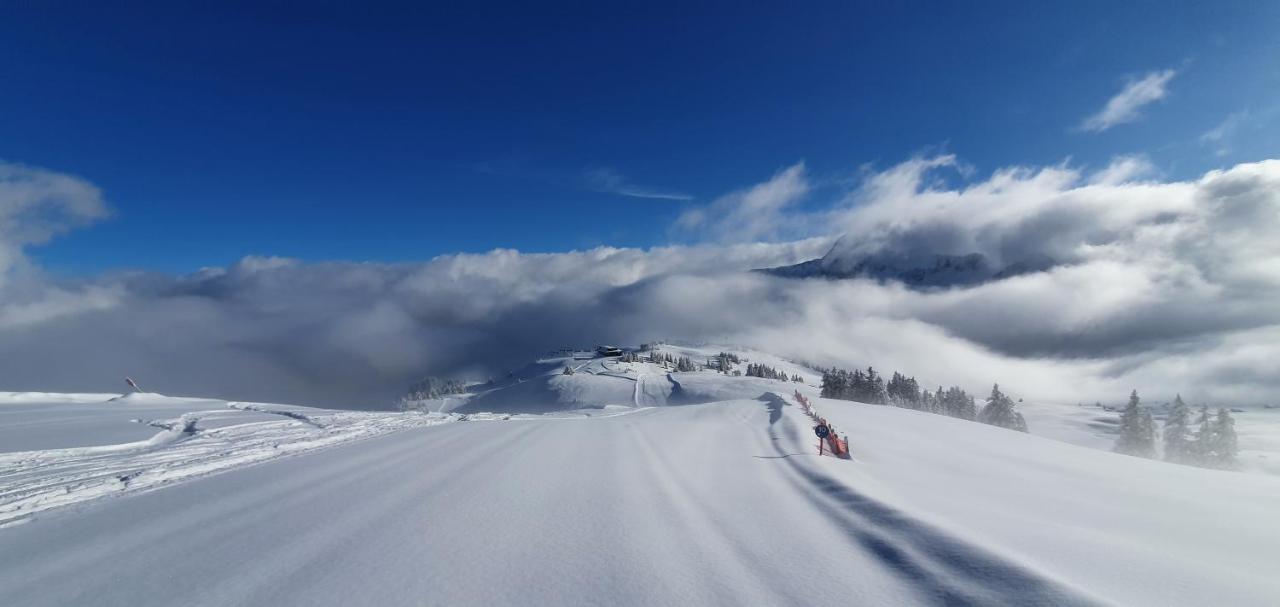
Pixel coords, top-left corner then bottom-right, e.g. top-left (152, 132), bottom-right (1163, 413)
top-left (1017, 399), bottom-right (1280, 476)
top-left (812, 396), bottom-right (1280, 606)
top-left (449, 357), bottom-right (638, 413)
top-left (451, 352), bottom-right (737, 413)
top-left (0, 393), bottom-right (456, 526)
top-left (443, 345), bottom-right (1280, 476)
top-left (3, 383), bottom-right (1279, 606)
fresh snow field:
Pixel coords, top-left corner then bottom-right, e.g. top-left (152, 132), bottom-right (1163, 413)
top-left (2, 347), bottom-right (1280, 606)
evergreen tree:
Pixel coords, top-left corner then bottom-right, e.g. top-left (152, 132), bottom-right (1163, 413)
top-left (817, 367), bottom-right (978, 423)
top-left (1209, 408), bottom-right (1239, 469)
top-left (960, 392), bottom-right (977, 421)
top-left (1139, 408), bottom-right (1158, 454)
top-left (886, 372), bottom-right (923, 409)
top-left (865, 367), bottom-right (888, 405)
top-left (953, 387), bottom-right (977, 420)
top-left (746, 363), bottom-right (783, 379)
top-left (820, 369), bottom-right (837, 398)
top-left (397, 376), bottom-right (470, 411)
top-left (1192, 404), bottom-right (1214, 465)
top-left (1162, 394), bottom-right (1193, 463)
top-left (1114, 390), bottom-right (1156, 458)
top-left (850, 369), bottom-right (865, 400)
top-left (932, 385), bottom-right (973, 420)
top-left (978, 384), bottom-right (1028, 432)
top-left (887, 372), bottom-right (902, 405)
top-left (714, 352), bottom-right (740, 374)
top-left (401, 376), bottom-right (468, 401)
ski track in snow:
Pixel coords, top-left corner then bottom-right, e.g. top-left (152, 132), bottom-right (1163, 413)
top-left (0, 396), bottom-right (659, 529)
top-left (633, 372), bottom-right (673, 407)
top-left (758, 394), bottom-right (1095, 606)
top-left (0, 404), bottom-right (455, 527)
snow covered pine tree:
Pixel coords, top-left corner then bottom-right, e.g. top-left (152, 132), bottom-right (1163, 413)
top-left (1114, 390), bottom-right (1157, 458)
top-left (978, 384), bottom-right (1028, 432)
top-left (1163, 395), bottom-right (1193, 463)
top-left (1192, 407), bottom-right (1239, 469)
top-left (1211, 408), bottom-right (1239, 469)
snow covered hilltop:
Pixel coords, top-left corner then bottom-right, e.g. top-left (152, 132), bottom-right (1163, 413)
top-left (3, 344), bottom-right (1280, 606)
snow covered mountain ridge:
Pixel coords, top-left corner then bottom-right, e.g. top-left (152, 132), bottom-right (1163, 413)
top-left (760, 235), bottom-right (1057, 288)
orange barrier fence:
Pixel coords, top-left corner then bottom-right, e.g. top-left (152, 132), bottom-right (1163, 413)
top-left (796, 390), bottom-right (851, 460)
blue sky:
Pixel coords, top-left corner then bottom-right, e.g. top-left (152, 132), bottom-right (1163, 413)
top-left (2, 1), bottom-right (1277, 274)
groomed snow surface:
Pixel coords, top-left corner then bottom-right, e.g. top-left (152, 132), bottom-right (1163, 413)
top-left (2, 347), bottom-right (1280, 606)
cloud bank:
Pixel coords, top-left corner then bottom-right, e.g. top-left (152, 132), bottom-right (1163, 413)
top-left (2, 156), bottom-right (1279, 410)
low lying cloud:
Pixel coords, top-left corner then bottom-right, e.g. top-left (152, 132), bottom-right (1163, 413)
top-left (1080, 69), bottom-right (1176, 132)
top-left (3, 155), bottom-right (1280, 410)
top-left (0, 171), bottom-right (830, 405)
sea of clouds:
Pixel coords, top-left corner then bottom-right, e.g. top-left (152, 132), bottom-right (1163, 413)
top-left (2, 154), bottom-right (1277, 409)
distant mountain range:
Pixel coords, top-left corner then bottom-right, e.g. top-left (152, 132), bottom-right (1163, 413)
top-left (760, 238), bottom-right (1055, 288)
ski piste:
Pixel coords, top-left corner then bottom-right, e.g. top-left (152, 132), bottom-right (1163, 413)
top-left (5, 343), bottom-right (1280, 605)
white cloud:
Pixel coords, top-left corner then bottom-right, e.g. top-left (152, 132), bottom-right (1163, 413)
top-left (583, 168), bottom-right (693, 201)
top-left (675, 163), bottom-right (810, 242)
top-left (1200, 110), bottom-right (1251, 157)
top-left (1087, 154), bottom-right (1157, 185)
top-left (1080, 69), bottom-right (1176, 132)
top-left (0, 161), bottom-right (108, 279)
top-left (809, 156), bottom-right (1280, 391)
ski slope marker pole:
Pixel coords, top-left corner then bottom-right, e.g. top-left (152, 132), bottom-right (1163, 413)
top-left (814, 423), bottom-right (830, 456)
